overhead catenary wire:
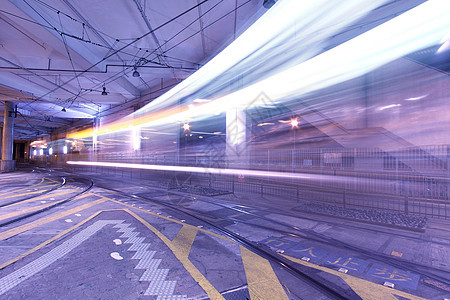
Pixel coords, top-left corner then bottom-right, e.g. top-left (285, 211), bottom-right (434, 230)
top-left (30, 0), bottom-right (212, 103)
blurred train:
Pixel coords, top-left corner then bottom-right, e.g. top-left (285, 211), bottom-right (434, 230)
top-left (28, 0), bottom-right (450, 219)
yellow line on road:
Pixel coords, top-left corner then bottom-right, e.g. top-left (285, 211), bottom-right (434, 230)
top-left (45, 178), bottom-right (61, 184)
top-left (240, 245), bottom-right (289, 300)
top-left (0, 189), bottom-right (49, 200)
top-left (0, 202), bottom-right (55, 221)
top-left (281, 254), bottom-right (426, 300)
top-left (171, 225), bottom-right (198, 257)
top-left (106, 195), bottom-right (426, 300)
top-left (0, 190), bottom-right (81, 221)
top-left (126, 209), bottom-right (225, 300)
top-left (0, 196), bottom-right (106, 241)
top-left (104, 197), bottom-right (234, 243)
top-left (0, 189), bottom-right (75, 208)
top-left (0, 178), bottom-right (45, 197)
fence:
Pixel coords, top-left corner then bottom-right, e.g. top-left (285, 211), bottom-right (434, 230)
top-left (32, 145), bottom-right (450, 219)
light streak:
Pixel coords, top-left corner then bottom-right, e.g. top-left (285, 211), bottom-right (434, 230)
top-left (131, 0), bottom-right (390, 117)
top-left (67, 0), bottom-right (450, 140)
top-left (67, 160), bottom-right (337, 182)
top-left (405, 95), bottom-right (428, 101)
top-left (379, 104), bottom-right (401, 111)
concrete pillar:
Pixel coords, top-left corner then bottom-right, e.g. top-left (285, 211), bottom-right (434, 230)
top-left (1, 101), bottom-right (15, 171)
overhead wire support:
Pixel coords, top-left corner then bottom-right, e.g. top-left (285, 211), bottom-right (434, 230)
top-left (76, 0), bottom-right (241, 100)
top-left (57, 11), bottom-right (82, 91)
top-left (33, 0), bottom-right (211, 102)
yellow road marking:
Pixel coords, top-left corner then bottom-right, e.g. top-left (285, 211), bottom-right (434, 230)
top-left (102, 190), bottom-right (163, 208)
top-left (0, 209), bottom-right (124, 270)
top-left (171, 225), bottom-right (198, 257)
top-left (126, 209), bottom-right (225, 300)
top-left (0, 190), bottom-right (84, 221)
top-left (0, 202), bottom-right (55, 221)
top-left (0, 196), bottom-right (106, 241)
top-left (241, 245), bottom-right (289, 300)
top-left (92, 193), bottom-right (426, 299)
top-left (281, 254), bottom-right (426, 300)
top-left (0, 189), bottom-right (76, 208)
top-left (45, 178), bottom-right (61, 184)
top-left (0, 188), bottom-right (56, 200)
top-left (0, 184), bottom-right (81, 201)
top-left (104, 197), bottom-right (234, 243)
top-left (0, 178), bottom-right (45, 196)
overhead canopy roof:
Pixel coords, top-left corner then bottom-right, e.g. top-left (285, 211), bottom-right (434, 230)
top-left (0, 0), bottom-right (437, 140)
top-left (0, 0), bottom-right (265, 139)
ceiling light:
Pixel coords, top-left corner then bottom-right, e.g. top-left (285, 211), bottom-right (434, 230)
top-left (102, 86), bottom-right (108, 96)
top-left (263, 0), bottom-right (276, 9)
top-left (290, 118), bottom-right (299, 127)
top-left (61, 107), bottom-right (66, 112)
top-left (132, 67), bottom-right (140, 77)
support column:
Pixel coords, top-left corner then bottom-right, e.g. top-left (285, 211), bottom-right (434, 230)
top-left (1, 101), bottom-right (15, 171)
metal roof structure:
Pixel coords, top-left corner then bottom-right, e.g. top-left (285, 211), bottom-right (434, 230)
top-left (0, 0), bottom-right (265, 139)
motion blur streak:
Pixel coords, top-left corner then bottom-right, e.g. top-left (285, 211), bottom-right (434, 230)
top-left (131, 0), bottom-right (390, 117)
top-left (67, 161), bottom-right (346, 183)
top-left (68, 0), bottom-right (390, 139)
top-left (134, 0), bottom-right (450, 129)
top-left (70, 0), bottom-right (450, 139)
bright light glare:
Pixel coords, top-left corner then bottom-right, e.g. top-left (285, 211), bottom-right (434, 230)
top-left (437, 40), bottom-right (450, 53)
top-left (48, 148), bottom-right (53, 155)
top-left (63, 145), bottom-right (68, 154)
top-left (33, 149), bottom-right (37, 156)
top-left (379, 104), bottom-right (401, 111)
top-left (132, 128), bottom-right (140, 151)
top-left (39, 149), bottom-right (43, 156)
top-left (183, 123), bottom-right (190, 131)
top-left (290, 119), bottom-right (299, 127)
top-left (67, 160), bottom-right (343, 183)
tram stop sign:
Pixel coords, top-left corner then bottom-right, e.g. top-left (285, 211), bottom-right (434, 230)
top-left (238, 174), bottom-right (245, 182)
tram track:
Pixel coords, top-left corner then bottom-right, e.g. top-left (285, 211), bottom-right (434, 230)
top-left (169, 191), bottom-right (450, 286)
top-left (97, 184), bottom-right (351, 300)
top-left (95, 180), bottom-right (450, 291)
top-left (0, 176), bottom-right (94, 228)
top-left (0, 177), bottom-right (66, 208)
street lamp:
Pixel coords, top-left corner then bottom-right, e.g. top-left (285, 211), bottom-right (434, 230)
top-left (182, 123), bottom-right (190, 164)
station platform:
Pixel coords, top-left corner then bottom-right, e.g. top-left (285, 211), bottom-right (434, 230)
top-left (0, 168), bottom-right (449, 299)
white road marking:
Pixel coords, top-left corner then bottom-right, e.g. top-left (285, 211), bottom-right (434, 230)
top-left (0, 220), bottom-right (124, 295)
top-left (113, 223), bottom-right (187, 298)
top-left (110, 252), bottom-right (123, 260)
